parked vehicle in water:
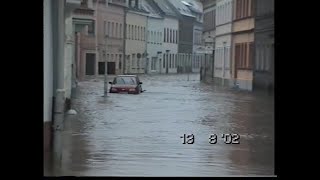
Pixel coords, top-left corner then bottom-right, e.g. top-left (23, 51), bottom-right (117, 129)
top-left (109, 75), bottom-right (143, 94)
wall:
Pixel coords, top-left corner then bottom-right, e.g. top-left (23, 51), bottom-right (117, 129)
top-left (232, 21), bottom-right (255, 91)
top-left (44, 0), bottom-right (53, 123)
top-left (178, 16), bottom-right (194, 53)
top-left (99, 3), bottom-right (125, 75)
top-left (232, 18), bottom-right (254, 32)
top-left (214, 34), bottom-right (232, 81)
top-left (64, 16), bottom-right (74, 99)
top-left (163, 17), bottom-right (179, 74)
top-left (146, 17), bottom-right (164, 74)
top-left (125, 11), bottom-right (147, 74)
top-left (254, 0), bottom-right (274, 91)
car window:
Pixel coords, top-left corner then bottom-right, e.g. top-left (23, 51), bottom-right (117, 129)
top-left (113, 77), bottom-right (137, 85)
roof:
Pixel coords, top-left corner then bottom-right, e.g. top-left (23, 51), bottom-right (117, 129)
top-left (117, 75), bottom-right (137, 77)
top-left (152, 0), bottom-right (177, 17)
top-left (182, 0), bottom-right (203, 14)
top-left (141, 0), bottom-right (163, 18)
top-left (166, 0), bottom-right (195, 18)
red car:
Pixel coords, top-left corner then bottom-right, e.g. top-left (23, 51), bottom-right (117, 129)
top-left (109, 75), bottom-right (143, 94)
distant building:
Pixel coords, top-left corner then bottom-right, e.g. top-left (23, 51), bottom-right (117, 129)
top-left (124, 0), bottom-right (148, 74)
top-left (73, 0), bottom-right (126, 79)
top-left (200, 0), bottom-right (216, 81)
top-left (253, 0), bottom-right (274, 92)
top-left (231, 0), bottom-right (255, 91)
top-left (141, 0), bottom-right (164, 74)
top-left (167, 0), bottom-right (203, 73)
top-left (153, 0), bottom-right (179, 74)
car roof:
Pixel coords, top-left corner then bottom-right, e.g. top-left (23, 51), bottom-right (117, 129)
top-left (116, 75), bottom-right (137, 77)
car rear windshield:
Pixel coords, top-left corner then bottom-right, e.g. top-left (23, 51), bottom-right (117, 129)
top-left (113, 77), bottom-right (137, 85)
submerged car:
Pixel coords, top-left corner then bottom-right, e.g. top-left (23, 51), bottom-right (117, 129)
top-left (109, 75), bottom-right (143, 94)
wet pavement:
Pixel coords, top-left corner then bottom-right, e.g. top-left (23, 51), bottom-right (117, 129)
top-left (45, 74), bottom-right (274, 176)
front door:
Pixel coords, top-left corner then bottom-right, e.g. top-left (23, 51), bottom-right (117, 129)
top-left (85, 53), bottom-right (95, 75)
top-left (107, 62), bottom-right (115, 74)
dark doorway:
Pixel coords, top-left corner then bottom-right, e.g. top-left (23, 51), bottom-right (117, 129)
top-left (86, 53), bottom-right (95, 75)
top-left (98, 62), bottom-right (105, 75)
top-left (107, 62), bottom-right (116, 74)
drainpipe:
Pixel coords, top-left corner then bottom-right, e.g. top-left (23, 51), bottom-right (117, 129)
top-left (95, 0), bottom-right (100, 78)
top-left (123, 8), bottom-right (127, 74)
top-left (145, 18), bottom-right (148, 74)
top-left (52, 0), bottom-right (65, 167)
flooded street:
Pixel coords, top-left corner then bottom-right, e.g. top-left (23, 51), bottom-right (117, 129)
top-left (46, 74), bottom-right (274, 176)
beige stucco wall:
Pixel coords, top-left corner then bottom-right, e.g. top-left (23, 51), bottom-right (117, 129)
top-left (232, 18), bottom-right (255, 33)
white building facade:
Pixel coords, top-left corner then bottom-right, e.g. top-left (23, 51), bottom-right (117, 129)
top-left (162, 17), bottom-right (179, 74)
top-left (214, 0), bottom-right (233, 86)
top-left (141, 0), bottom-right (164, 74)
top-left (125, 7), bottom-right (148, 74)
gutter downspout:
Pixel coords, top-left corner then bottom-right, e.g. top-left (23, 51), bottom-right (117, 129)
top-left (95, 0), bottom-right (100, 78)
top-left (145, 17), bottom-right (149, 74)
top-left (123, 7), bottom-right (127, 74)
top-left (230, 0), bottom-right (236, 88)
top-left (52, 0), bottom-right (66, 168)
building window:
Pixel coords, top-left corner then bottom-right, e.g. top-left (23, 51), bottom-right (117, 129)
top-left (167, 28), bottom-right (169, 43)
top-left (132, 54), bottom-right (135, 66)
top-left (120, 24), bottom-right (122, 38)
top-left (128, 25), bottom-right (130, 39)
top-left (111, 22), bottom-right (115, 37)
top-left (164, 28), bottom-right (166, 42)
top-left (137, 58), bottom-right (140, 68)
top-left (151, 57), bottom-right (157, 70)
top-left (163, 54), bottom-right (166, 68)
top-left (88, 21), bottom-right (95, 35)
top-left (143, 27), bottom-right (145, 41)
top-left (170, 29), bottom-right (172, 43)
top-left (135, 26), bottom-right (138, 40)
top-left (98, 62), bottom-right (105, 74)
top-left (115, 23), bottom-right (118, 38)
top-left (235, 42), bottom-right (253, 69)
top-left (148, 30), bottom-right (150, 42)
top-left (119, 54), bottom-right (122, 70)
top-left (132, 25), bottom-right (134, 40)
top-left (111, 54), bottom-right (114, 62)
top-left (108, 22), bottom-right (111, 36)
top-left (104, 21), bottom-right (107, 36)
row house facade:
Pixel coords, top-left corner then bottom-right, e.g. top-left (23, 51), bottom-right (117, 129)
top-left (200, 0), bottom-right (216, 81)
top-left (141, 0), bottom-right (164, 74)
top-left (231, 0), bottom-right (255, 91)
top-left (253, 0), bottom-right (274, 92)
top-left (153, 0), bottom-right (179, 74)
top-left (215, 0), bottom-right (233, 86)
top-left (73, 0), bottom-right (126, 80)
top-left (73, 0), bottom-right (205, 78)
top-left (201, 0), bottom-right (272, 92)
top-left (167, 0), bottom-right (201, 73)
top-left (124, 0), bottom-right (148, 74)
